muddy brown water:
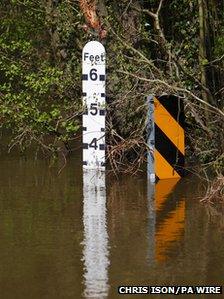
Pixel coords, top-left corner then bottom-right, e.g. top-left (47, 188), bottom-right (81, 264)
top-left (0, 153), bottom-right (223, 299)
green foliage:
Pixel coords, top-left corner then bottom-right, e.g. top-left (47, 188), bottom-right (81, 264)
top-left (0, 0), bottom-right (84, 151)
top-left (214, 32), bottom-right (224, 57)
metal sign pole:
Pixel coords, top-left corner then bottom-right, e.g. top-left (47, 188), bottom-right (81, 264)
top-left (147, 95), bottom-right (155, 182)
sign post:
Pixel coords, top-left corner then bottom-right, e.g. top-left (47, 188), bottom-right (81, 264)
top-left (82, 41), bottom-right (106, 170)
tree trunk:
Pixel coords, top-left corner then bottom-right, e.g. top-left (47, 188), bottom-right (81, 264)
top-left (198, 0), bottom-right (210, 106)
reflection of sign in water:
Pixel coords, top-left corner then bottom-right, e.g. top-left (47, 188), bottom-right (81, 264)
top-left (82, 171), bottom-right (109, 298)
top-left (82, 41), bottom-right (106, 170)
top-left (148, 179), bottom-right (185, 263)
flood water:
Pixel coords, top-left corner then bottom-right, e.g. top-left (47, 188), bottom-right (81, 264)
top-left (0, 153), bottom-right (223, 299)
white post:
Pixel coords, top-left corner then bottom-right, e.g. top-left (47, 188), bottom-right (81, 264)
top-left (82, 41), bottom-right (106, 170)
top-left (82, 42), bottom-right (108, 296)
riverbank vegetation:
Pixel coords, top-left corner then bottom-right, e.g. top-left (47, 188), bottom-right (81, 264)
top-left (0, 1), bottom-right (223, 180)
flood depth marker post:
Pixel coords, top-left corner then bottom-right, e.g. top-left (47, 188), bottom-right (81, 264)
top-left (82, 41), bottom-right (108, 297)
top-left (82, 41), bottom-right (106, 170)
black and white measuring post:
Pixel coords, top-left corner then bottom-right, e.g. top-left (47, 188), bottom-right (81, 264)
top-left (82, 42), bottom-right (108, 297)
top-left (82, 41), bottom-right (106, 170)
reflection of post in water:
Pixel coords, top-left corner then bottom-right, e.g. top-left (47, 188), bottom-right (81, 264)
top-left (148, 179), bottom-right (185, 263)
top-left (147, 181), bottom-right (156, 264)
top-left (82, 170), bottom-right (109, 299)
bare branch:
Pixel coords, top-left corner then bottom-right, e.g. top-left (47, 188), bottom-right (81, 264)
top-left (157, 0), bottom-right (164, 14)
top-left (132, 3), bottom-right (216, 103)
top-left (118, 70), bottom-right (224, 118)
top-left (108, 25), bottom-right (163, 77)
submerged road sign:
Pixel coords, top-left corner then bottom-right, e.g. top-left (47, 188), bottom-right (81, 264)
top-left (82, 41), bottom-right (106, 170)
top-left (147, 95), bottom-right (185, 181)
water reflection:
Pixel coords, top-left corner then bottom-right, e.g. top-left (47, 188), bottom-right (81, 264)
top-left (147, 181), bottom-right (156, 264)
top-left (1, 155), bottom-right (224, 298)
top-left (82, 171), bottom-right (109, 299)
top-left (147, 179), bottom-right (185, 263)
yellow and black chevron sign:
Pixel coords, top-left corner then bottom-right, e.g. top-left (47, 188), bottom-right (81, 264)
top-left (148, 95), bottom-right (185, 180)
